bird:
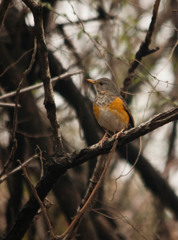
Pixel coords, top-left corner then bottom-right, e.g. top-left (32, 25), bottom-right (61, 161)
top-left (87, 77), bottom-right (134, 143)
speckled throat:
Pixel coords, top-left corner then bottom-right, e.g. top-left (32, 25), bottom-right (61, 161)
top-left (94, 91), bottom-right (117, 106)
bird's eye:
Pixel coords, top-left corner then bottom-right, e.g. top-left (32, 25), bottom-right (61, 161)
top-left (99, 82), bottom-right (103, 86)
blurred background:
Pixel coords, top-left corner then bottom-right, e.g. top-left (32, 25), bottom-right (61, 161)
top-left (0, 0), bottom-right (177, 239)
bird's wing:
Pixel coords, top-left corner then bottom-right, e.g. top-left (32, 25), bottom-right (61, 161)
top-left (122, 98), bottom-right (135, 128)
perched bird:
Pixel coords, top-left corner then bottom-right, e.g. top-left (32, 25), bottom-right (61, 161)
top-left (87, 78), bottom-right (134, 142)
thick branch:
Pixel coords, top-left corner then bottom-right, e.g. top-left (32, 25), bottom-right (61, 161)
top-left (70, 107), bottom-right (178, 166)
top-left (23, 0), bottom-right (62, 153)
top-left (5, 106), bottom-right (178, 240)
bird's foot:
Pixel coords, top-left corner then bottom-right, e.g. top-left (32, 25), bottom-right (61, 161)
top-left (114, 129), bottom-right (125, 140)
top-left (98, 131), bottom-right (108, 147)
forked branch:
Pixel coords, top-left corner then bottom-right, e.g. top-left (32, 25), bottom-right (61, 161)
top-left (121, 0), bottom-right (161, 96)
top-left (5, 106), bottom-right (178, 240)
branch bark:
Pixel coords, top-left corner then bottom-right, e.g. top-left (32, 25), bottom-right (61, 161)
top-left (4, 106), bottom-right (178, 240)
top-left (121, 0), bottom-right (161, 96)
top-left (22, 0), bottom-right (63, 153)
top-left (0, 70), bottom-right (83, 101)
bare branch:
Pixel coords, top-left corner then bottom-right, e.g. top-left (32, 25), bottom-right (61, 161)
top-left (0, 48), bottom-right (33, 77)
top-left (0, 154), bottom-right (38, 184)
top-left (121, 0), bottom-right (161, 96)
top-left (23, 38), bottom-right (37, 76)
top-left (0, 38), bottom-right (37, 178)
top-left (0, 70), bottom-right (83, 101)
top-left (0, 0), bottom-right (12, 28)
top-left (22, 0), bottom-right (63, 153)
top-left (0, 102), bottom-right (21, 108)
top-left (57, 140), bottom-right (118, 240)
top-left (70, 107), bottom-right (178, 168)
top-left (18, 160), bottom-right (55, 240)
top-left (57, 11), bottom-right (115, 28)
top-left (4, 106), bottom-right (178, 240)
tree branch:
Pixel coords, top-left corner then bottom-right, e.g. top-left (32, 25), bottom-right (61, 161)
top-left (0, 102), bottom-right (21, 108)
top-left (0, 0), bottom-right (12, 28)
top-left (23, 0), bottom-right (63, 153)
top-left (0, 154), bottom-right (38, 184)
top-left (0, 70), bottom-right (83, 101)
top-left (57, 140), bottom-right (118, 240)
top-left (19, 160), bottom-right (55, 240)
top-left (56, 4), bottom-right (115, 28)
top-left (121, 0), bottom-right (161, 96)
top-left (4, 106), bottom-right (178, 240)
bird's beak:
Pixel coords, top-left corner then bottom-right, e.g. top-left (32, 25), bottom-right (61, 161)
top-left (87, 79), bottom-right (95, 84)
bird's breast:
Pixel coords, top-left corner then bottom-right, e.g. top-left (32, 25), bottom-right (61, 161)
top-left (93, 97), bottom-right (129, 132)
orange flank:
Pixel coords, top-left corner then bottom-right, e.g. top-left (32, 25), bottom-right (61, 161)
top-left (108, 97), bottom-right (129, 125)
top-left (93, 104), bottom-right (100, 119)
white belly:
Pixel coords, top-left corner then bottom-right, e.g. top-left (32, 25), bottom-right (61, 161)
top-left (97, 107), bottom-right (128, 132)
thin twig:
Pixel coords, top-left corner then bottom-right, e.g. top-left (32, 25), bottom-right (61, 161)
top-left (79, 155), bottom-right (106, 210)
top-left (121, 0), bottom-right (161, 97)
top-left (57, 15), bottom-right (114, 27)
top-left (156, 40), bottom-right (178, 75)
top-left (23, 38), bottom-right (37, 76)
top-left (18, 160), bottom-right (55, 240)
top-left (0, 0), bottom-right (12, 28)
top-left (92, 207), bottom-right (148, 240)
top-left (69, 1), bottom-right (116, 81)
top-left (36, 145), bottom-right (44, 179)
top-left (56, 139), bottom-right (119, 239)
top-left (111, 136), bottom-right (142, 201)
top-left (4, 106), bottom-right (178, 240)
top-left (0, 38), bottom-right (37, 178)
top-left (0, 102), bottom-right (21, 108)
top-left (0, 154), bottom-right (38, 184)
top-left (0, 70), bottom-right (83, 101)
top-left (0, 79), bottom-right (22, 177)
top-left (0, 48), bottom-right (33, 77)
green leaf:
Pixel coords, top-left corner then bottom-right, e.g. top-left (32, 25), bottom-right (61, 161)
top-left (77, 30), bottom-right (83, 39)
